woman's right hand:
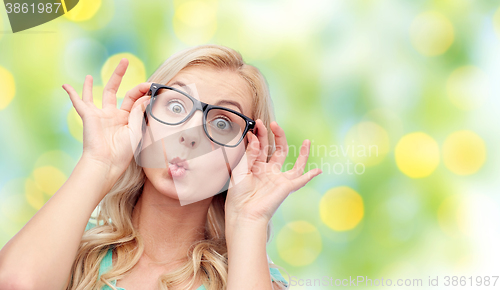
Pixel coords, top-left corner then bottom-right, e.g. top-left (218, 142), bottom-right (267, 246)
top-left (62, 58), bottom-right (152, 179)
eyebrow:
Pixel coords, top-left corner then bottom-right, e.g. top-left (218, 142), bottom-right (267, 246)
top-left (169, 81), bottom-right (193, 95)
top-left (214, 100), bottom-right (243, 114)
top-left (169, 80), bottom-right (244, 114)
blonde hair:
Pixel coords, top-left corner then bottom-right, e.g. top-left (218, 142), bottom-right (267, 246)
top-left (67, 44), bottom-right (287, 290)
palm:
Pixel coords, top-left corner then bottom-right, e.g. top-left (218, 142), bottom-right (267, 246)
top-left (81, 106), bottom-right (131, 170)
top-left (63, 58), bottom-right (152, 176)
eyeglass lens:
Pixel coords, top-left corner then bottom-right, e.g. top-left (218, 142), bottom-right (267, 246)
top-left (151, 88), bottom-right (246, 146)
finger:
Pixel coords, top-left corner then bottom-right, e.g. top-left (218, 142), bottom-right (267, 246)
top-left (254, 119), bottom-right (269, 163)
top-left (245, 131), bottom-right (260, 171)
top-left (103, 58), bottom-right (129, 109)
top-left (120, 82), bottom-right (153, 113)
top-left (290, 139), bottom-right (311, 177)
top-left (81, 75), bottom-right (93, 104)
top-left (289, 168), bottom-right (322, 194)
top-left (63, 84), bottom-right (85, 117)
top-left (131, 95), bottom-right (151, 112)
top-left (268, 121), bottom-right (288, 169)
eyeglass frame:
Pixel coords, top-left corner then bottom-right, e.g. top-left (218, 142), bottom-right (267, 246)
top-left (145, 82), bottom-right (256, 148)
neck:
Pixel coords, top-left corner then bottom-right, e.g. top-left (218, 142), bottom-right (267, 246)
top-left (132, 178), bottom-right (212, 264)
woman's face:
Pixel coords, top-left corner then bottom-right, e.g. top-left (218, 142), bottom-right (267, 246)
top-left (141, 65), bottom-right (254, 205)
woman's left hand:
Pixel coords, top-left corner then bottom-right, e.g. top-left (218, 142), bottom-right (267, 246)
top-left (225, 120), bottom-right (322, 227)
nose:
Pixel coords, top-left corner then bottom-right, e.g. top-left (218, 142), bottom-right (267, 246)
top-left (178, 111), bottom-right (204, 149)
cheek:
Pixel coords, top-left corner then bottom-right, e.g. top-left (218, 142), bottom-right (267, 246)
top-left (143, 167), bottom-right (171, 187)
top-left (142, 167), bottom-right (162, 182)
top-left (189, 144), bottom-right (245, 180)
top-left (192, 148), bottom-right (231, 174)
top-left (148, 117), bottom-right (180, 141)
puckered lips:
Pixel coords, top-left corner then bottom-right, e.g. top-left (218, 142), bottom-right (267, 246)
top-left (168, 157), bottom-right (189, 178)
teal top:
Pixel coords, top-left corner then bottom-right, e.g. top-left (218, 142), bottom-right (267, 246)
top-left (85, 221), bottom-right (288, 289)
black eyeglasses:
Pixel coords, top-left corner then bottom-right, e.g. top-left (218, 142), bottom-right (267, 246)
top-left (145, 83), bottom-right (255, 147)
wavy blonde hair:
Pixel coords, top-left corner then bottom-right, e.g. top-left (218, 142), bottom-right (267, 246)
top-left (67, 44), bottom-right (287, 290)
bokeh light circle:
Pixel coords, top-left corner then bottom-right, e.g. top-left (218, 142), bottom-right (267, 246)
top-left (276, 221), bottom-right (322, 267)
top-left (34, 150), bottom-right (77, 177)
top-left (395, 132), bottom-right (440, 178)
top-left (344, 121), bottom-right (390, 167)
top-left (0, 66), bottom-right (16, 110)
top-left (410, 11), bottom-right (454, 56)
top-left (320, 186), bottom-right (364, 231)
top-left (173, 0), bottom-right (217, 45)
top-left (33, 166), bottom-right (67, 196)
top-left (443, 130), bottom-right (486, 175)
top-left (101, 54), bottom-right (146, 100)
top-left (446, 66), bottom-right (489, 110)
top-left (64, 0), bottom-right (102, 22)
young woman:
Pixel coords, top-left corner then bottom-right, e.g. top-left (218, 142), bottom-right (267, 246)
top-left (0, 44), bottom-right (322, 290)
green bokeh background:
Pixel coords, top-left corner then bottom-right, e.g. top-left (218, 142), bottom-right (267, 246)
top-left (1, 0), bottom-right (500, 289)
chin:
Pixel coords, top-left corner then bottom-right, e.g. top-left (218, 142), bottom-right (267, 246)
top-left (155, 180), bottom-right (179, 198)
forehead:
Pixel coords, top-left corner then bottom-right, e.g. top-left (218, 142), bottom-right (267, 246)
top-left (166, 66), bottom-right (254, 118)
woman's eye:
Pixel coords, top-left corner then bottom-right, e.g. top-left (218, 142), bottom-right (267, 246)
top-left (211, 118), bottom-right (232, 131)
top-left (168, 101), bottom-right (185, 114)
